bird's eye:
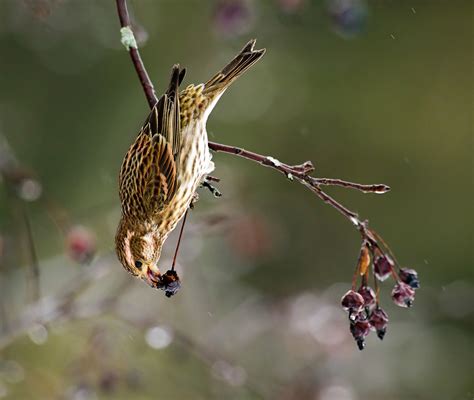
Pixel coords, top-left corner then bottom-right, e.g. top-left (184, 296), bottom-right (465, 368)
top-left (135, 261), bottom-right (143, 269)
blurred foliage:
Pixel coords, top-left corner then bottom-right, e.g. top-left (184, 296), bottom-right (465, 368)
top-left (0, 1), bottom-right (472, 399)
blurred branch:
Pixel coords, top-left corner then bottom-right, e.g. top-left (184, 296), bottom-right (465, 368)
top-left (114, 0), bottom-right (390, 245)
top-left (0, 251), bottom-right (267, 398)
top-left (21, 204), bottom-right (40, 302)
top-left (0, 257), bottom-right (112, 350)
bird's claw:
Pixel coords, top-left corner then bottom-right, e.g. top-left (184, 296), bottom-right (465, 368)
top-left (201, 180), bottom-right (222, 198)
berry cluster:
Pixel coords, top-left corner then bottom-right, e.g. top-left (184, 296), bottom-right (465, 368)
top-left (341, 236), bottom-right (420, 350)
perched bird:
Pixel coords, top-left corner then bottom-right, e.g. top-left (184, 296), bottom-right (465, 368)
top-left (115, 39), bottom-right (265, 293)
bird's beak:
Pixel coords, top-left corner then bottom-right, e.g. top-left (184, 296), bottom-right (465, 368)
top-left (143, 263), bottom-right (161, 287)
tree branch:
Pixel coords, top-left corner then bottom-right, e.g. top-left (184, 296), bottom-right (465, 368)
top-left (116, 0), bottom-right (157, 109)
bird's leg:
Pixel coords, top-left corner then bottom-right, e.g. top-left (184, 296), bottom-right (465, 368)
top-left (200, 176), bottom-right (222, 198)
top-left (202, 181), bottom-right (222, 197)
top-left (205, 175), bottom-right (220, 183)
top-left (189, 192), bottom-right (200, 210)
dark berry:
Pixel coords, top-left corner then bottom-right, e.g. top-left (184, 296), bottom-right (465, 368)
top-left (399, 268), bottom-right (420, 289)
top-left (374, 255), bottom-right (394, 281)
top-left (341, 290), bottom-right (365, 314)
top-left (391, 282), bottom-right (415, 308)
top-left (350, 319), bottom-right (370, 350)
top-left (358, 285), bottom-right (376, 308)
top-left (369, 308), bottom-right (389, 340)
top-left (157, 270), bottom-right (181, 297)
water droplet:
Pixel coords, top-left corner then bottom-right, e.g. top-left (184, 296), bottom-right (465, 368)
top-left (28, 323), bottom-right (48, 345)
top-left (18, 179), bottom-right (42, 201)
top-left (211, 360), bottom-right (247, 387)
top-left (319, 384), bottom-right (355, 400)
top-left (70, 385), bottom-right (98, 400)
top-left (349, 216), bottom-right (359, 226)
top-left (145, 326), bottom-right (173, 350)
top-left (266, 156), bottom-right (282, 167)
top-left (349, 311), bottom-right (358, 321)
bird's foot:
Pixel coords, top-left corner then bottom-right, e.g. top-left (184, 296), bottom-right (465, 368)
top-left (201, 176), bottom-right (222, 198)
top-left (190, 192), bottom-right (200, 209)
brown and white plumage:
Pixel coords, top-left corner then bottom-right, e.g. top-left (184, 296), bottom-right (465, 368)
top-left (115, 39), bottom-right (265, 289)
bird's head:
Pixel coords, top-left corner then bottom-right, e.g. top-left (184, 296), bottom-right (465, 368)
top-left (115, 218), bottom-right (164, 287)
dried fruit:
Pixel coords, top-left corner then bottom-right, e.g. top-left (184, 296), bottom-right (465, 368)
top-left (340, 233), bottom-right (419, 348)
top-left (399, 268), bottom-right (420, 289)
top-left (391, 282), bottom-right (415, 308)
top-left (341, 290), bottom-right (365, 312)
top-left (374, 255), bottom-right (394, 281)
top-left (369, 308), bottom-right (389, 340)
top-left (157, 270), bottom-right (181, 298)
top-left (358, 244), bottom-right (371, 276)
top-left (358, 285), bottom-right (376, 308)
top-left (350, 318), bottom-right (370, 350)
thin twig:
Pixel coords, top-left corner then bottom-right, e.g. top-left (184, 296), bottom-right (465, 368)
top-left (308, 178), bottom-right (390, 194)
top-left (171, 209), bottom-right (188, 271)
top-left (21, 205), bottom-right (40, 302)
top-left (116, 0), bottom-right (157, 109)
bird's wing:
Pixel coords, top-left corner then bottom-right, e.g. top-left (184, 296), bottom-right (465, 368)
top-left (143, 65), bottom-right (185, 158)
top-left (119, 131), bottom-right (177, 217)
top-left (119, 66), bottom-right (186, 217)
top-left (143, 133), bottom-right (177, 212)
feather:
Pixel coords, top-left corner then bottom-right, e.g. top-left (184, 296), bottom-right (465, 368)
top-left (203, 39), bottom-right (265, 98)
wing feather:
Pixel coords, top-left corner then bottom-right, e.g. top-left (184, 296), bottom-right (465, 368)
top-left (119, 132), bottom-right (177, 217)
top-left (118, 65), bottom-right (185, 218)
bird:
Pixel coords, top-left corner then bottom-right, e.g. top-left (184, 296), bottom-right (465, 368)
top-left (115, 39), bottom-right (265, 294)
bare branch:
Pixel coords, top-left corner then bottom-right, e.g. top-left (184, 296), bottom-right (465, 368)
top-left (21, 205), bottom-right (41, 302)
top-left (116, 0), bottom-right (157, 108)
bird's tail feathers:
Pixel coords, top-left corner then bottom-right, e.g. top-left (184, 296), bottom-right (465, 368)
top-left (203, 39), bottom-right (265, 98)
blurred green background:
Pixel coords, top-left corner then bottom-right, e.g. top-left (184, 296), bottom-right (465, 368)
top-left (0, 1), bottom-right (472, 399)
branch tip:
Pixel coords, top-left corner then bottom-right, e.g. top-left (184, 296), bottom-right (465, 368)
top-left (373, 184), bottom-right (391, 194)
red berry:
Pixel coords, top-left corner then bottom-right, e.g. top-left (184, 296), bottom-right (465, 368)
top-left (66, 225), bottom-right (96, 264)
top-left (341, 290), bottom-right (364, 313)
top-left (374, 255), bottom-right (394, 281)
top-left (358, 285), bottom-right (376, 308)
top-left (399, 268), bottom-right (420, 289)
top-left (369, 308), bottom-right (389, 340)
top-left (391, 282), bottom-right (415, 308)
top-left (350, 319), bottom-right (370, 350)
